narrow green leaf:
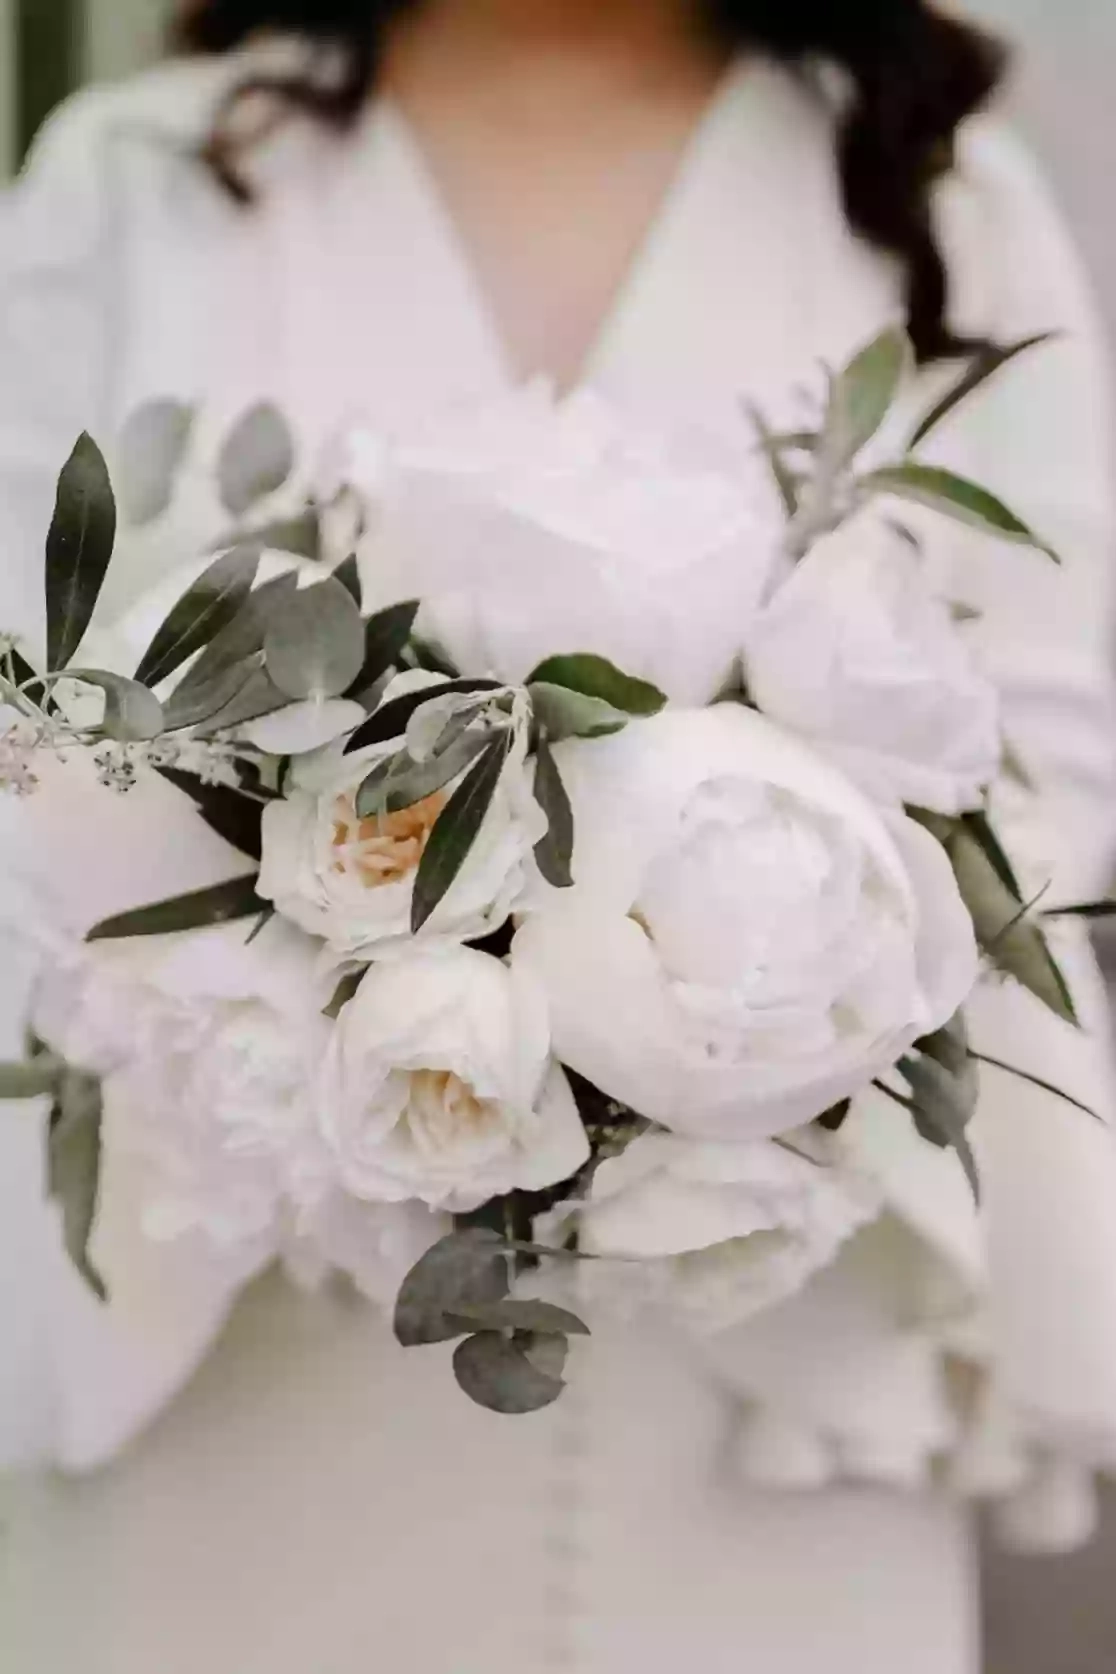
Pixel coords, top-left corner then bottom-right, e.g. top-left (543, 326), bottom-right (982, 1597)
top-left (449, 1299), bottom-right (589, 1337)
top-left (245, 905), bottom-right (277, 945)
top-left (394, 1228), bottom-right (511, 1347)
top-left (87, 875), bottom-right (264, 942)
top-left (746, 401), bottom-right (802, 518)
top-left (263, 577), bottom-right (365, 701)
top-left (156, 765), bottom-right (265, 860)
top-left (863, 463), bottom-right (1059, 561)
top-left (411, 736), bottom-right (511, 933)
top-left (163, 572), bottom-right (300, 728)
top-left (0, 1057), bottom-right (64, 1100)
top-left (217, 402), bottom-right (295, 517)
top-left (323, 969), bottom-right (365, 1020)
top-left (355, 600), bottom-right (421, 689)
top-left (195, 663), bottom-right (291, 734)
top-left (65, 669), bottom-right (165, 742)
top-left (48, 1069), bottom-right (107, 1300)
top-left (822, 327), bottom-right (910, 470)
top-left (355, 729), bottom-right (490, 820)
top-left (525, 654), bottom-right (665, 718)
top-left (117, 399), bottom-right (195, 526)
top-left (452, 1330), bottom-right (567, 1413)
top-left (45, 433), bottom-right (117, 672)
top-left (533, 735), bottom-right (574, 890)
top-left (816, 1098), bottom-right (852, 1133)
top-left (528, 681), bottom-right (629, 742)
top-left (1045, 901), bottom-right (1116, 922)
top-left (134, 545), bottom-right (261, 688)
top-left (969, 1051), bottom-right (1100, 1122)
top-left (943, 823), bottom-right (1077, 1024)
top-left (344, 678), bottom-right (499, 756)
top-left (332, 554), bottom-right (361, 605)
top-left (909, 333), bottom-right (1056, 450)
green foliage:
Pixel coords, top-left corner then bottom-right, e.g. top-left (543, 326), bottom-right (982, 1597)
top-left (411, 735), bottom-right (511, 932)
top-left (394, 1228), bottom-right (512, 1347)
top-left (217, 403), bottom-right (295, 517)
top-left (862, 464), bottom-right (1059, 561)
top-left (263, 577), bottom-right (365, 701)
top-left (452, 1330), bottom-right (568, 1415)
top-left (45, 433), bottom-right (117, 672)
top-left (532, 735), bottom-right (575, 889)
top-left (117, 399), bottom-right (195, 527)
top-left (527, 681), bottom-right (630, 742)
top-left (134, 546), bottom-right (261, 688)
top-left (65, 670), bottom-right (165, 742)
top-left (48, 1068), bottom-right (107, 1302)
top-left (908, 334), bottom-right (1056, 450)
top-left (821, 326), bottom-right (909, 472)
top-left (899, 1014), bottom-right (981, 1201)
top-left (87, 875), bottom-right (265, 942)
top-left (344, 678), bottom-right (499, 756)
top-left (525, 654), bottom-right (666, 718)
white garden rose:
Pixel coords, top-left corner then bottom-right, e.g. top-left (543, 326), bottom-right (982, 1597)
top-left (743, 510), bottom-right (1001, 813)
top-left (257, 674), bottom-right (545, 960)
top-left (351, 385), bottom-right (782, 704)
top-left (569, 1131), bottom-right (879, 1331)
top-left (35, 917), bottom-right (331, 1259)
top-left (314, 946), bottom-right (589, 1212)
top-left (513, 705), bottom-right (978, 1139)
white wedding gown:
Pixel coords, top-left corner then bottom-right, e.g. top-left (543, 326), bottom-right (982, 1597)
top-left (3, 49), bottom-right (1116, 1674)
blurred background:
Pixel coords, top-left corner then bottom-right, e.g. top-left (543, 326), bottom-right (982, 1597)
top-left (0, 3), bottom-right (1114, 1670)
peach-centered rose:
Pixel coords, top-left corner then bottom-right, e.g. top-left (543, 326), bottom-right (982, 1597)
top-left (330, 791), bottom-right (448, 889)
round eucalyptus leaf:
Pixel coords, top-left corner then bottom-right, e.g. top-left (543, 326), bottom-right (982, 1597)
top-left (264, 578), bottom-right (366, 701)
top-left (218, 402), bottom-right (296, 517)
top-left (452, 1331), bottom-right (567, 1414)
top-left (393, 1228), bottom-right (511, 1348)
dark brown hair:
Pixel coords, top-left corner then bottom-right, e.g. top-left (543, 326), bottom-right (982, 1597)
top-left (176, 0), bottom-right (1007, 361)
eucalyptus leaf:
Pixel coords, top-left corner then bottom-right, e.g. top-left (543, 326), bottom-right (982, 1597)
top-left (66, 669), bottom-right (165, 742)
top-left (163, 571), bottom-right (300, 727)
top-left (452, 1330), bottom-right (566, 1414)
top-left (909, 333), bottom-right (1055, 450)
top-left (117, 399), bottom-right (195, 526)
top-left (533, 735), bottom-right (574, 890)
top-left (0, 1057), bottom-right (64, 1100)
top-left (48, 1069), bottom-right (107, 1300)
top-left (356, 729), bottom-right (490, 820)
top-left (518, 1330), bottom-right (570, 1383)
top-left (218, 508), bottom-right (321, 562)
top-left (134, 546), bottom-right (261, 688)
top-left (862, 463), bottom-right (1059, 561)
top-left (448, 1299), bottom-right (589, 1337)
top-left (394, 1228), bottom-right (511, 1347)
top-left (217, 402), bottom-right (296, 517)
top-left (197, 663), bottom-right (292, 733)
top-left (87, 875), bottom-right (265, 942)
top-left (528, 681), bottom-right (629, 742)
top-left (344, 678), bottom-right (500, 755)
top-left (411, 735), bottom-right (510, 933)
top-left (525, 654), bottom-right (666, 718)
top-left (899, 1051), bottom-right (981, 1203)
top-left (822, 327), bottom-right (909, 470)
top-left (45, 433), bottom-right (118, 672)
top-left (263, 577), bottom-right (365, 702)
top-left (156, 765), bottom-right (265, 860)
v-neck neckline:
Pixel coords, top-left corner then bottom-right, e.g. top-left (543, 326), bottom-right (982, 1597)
top-left (371, 56), bottom-right (754, 394)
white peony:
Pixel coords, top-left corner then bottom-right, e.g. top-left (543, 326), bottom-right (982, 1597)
top-left (351, 385), bottom-right (782, 705)
top-left (257, 674), bottom-right (545, 960)
top-left (569, 1131), bottom-right (880, 1331)
top-left (35, 917), bottom-right (331, 1259)
top-left (743, 510), bottom-right (1001, 814)
top-left (513, 704), bottom-right (978, 1139)
top-left (314, 946), bottom-right (589, 1212)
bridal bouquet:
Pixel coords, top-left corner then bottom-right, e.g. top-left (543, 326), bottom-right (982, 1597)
top-left (0, 330), bottom-right (1091, 1414)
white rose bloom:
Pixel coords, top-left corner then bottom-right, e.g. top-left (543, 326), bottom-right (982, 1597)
top-left (352, 385), bottom-right (782, 705)
top-left (257, 675), bottom-right (544, 960)
top-left (35, 918), bottom-right (331, 1259)
top-left (315, 946), bottom-right (589, 1212)
top-left (744, 511), bottom-right (1001, 814)
top-left (570, 1131), bottom-right (880, 1331)
top-left (513, 705), bottom-right (978, 1139)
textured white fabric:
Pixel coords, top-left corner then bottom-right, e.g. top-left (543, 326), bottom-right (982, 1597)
top-left (1, 48), bottom-right (1115, 1671)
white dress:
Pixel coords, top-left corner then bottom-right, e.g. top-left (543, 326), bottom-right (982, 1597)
top-left (3, 50), bottom-right (1116, 1674)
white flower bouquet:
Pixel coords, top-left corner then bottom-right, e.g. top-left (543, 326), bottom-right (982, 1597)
top-left (0, 330), bottom-right (1096, 1415)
